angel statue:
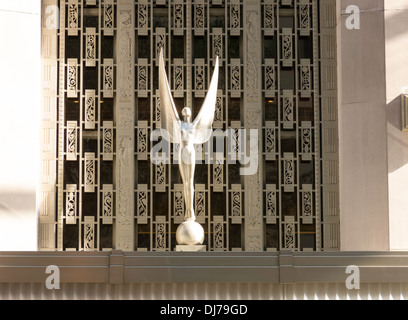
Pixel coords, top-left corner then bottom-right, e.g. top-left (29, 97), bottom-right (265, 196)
top-left (159, 48), bottom-right (219, 246)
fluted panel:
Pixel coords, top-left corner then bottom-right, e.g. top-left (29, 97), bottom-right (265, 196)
top-left (285, 283), bottom-right (408, 300)
top-left (0, 283), bottom-right (283, 300)
top-left (2, 282), bottom-right (408, 300)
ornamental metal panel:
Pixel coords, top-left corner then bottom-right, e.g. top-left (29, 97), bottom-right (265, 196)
top-left (40, 0), bottom-right (339, 252)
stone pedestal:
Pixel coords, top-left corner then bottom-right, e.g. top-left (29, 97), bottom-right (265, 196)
top-left (175, 245), bottom-right (206, 252)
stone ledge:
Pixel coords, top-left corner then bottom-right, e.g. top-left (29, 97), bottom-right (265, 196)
top-left (0, 251), bottom-right (407, 284)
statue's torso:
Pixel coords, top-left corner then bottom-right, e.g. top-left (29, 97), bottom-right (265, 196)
top-left (179, 122), bottom-right (195, 165)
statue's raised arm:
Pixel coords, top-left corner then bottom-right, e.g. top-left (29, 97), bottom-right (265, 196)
top-left (192, 56), bottom-right (219, 144)
top-left (158, 48), bottom-right (181, 144)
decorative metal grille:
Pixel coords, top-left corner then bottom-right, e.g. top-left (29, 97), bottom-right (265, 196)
top-left (40, 0), bottom-right (339, 252)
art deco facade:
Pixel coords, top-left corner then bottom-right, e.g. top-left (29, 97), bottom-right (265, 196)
top-left (39, 0), bottom-right (339, 252)
top-left (3, 0), bottom-right (408, 300)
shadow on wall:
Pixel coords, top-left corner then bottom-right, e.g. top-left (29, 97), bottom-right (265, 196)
top-left (387, 96), bottom-right (408, 174)
top-left (384, 7), bottom-right (408, 174)
top-left (0, 191), bottom-right (37, 250)
top-left (384, 8), bottom-right (408, 42)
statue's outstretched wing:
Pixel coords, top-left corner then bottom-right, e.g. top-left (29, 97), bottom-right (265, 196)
top-left (159, 48), bottom-right (181, 144)
top-left (192, 56), bottom-right (219, 144)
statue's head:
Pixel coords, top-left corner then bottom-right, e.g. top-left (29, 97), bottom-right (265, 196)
top-left (182, 107), bottom-right (192, 123)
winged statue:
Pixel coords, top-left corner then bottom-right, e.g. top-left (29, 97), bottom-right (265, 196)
top-left (159, 48), bottom-right (219, 222)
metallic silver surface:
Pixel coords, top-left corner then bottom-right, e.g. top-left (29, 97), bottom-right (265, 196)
top-left (176, 220), bottom-right (205, 245)
top-left (159, 49), bottom-right (219, 223)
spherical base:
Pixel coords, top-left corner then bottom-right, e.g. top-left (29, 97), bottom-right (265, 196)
top-left (176, 220), bottom-right (205, 245)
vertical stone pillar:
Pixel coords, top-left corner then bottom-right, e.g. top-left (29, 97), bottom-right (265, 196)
top-left (243, 0), bottom-right (263, 251)
top-left (115, 0), bottom-right (135, 250)
top-left (39, 0), bottom-right (59, 250)
top-left (338, 0), bottom-right (389, 250)
top-left (320, 0), bottom-right (339, 250)
top-left (186, 2), bottom-right (192, 109)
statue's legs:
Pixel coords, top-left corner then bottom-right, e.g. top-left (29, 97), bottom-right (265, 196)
top-left (183, 170), bottom-right (194, 221)
top-left (179, 145), bottom-right (195, 221)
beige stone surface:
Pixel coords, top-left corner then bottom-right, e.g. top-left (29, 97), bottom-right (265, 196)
top-left (384, 0), bottom-right (408, 250)
top-left (0, 1), bottom-right (40, 250)
top-left (339, 0), bottom-right (390, 250)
